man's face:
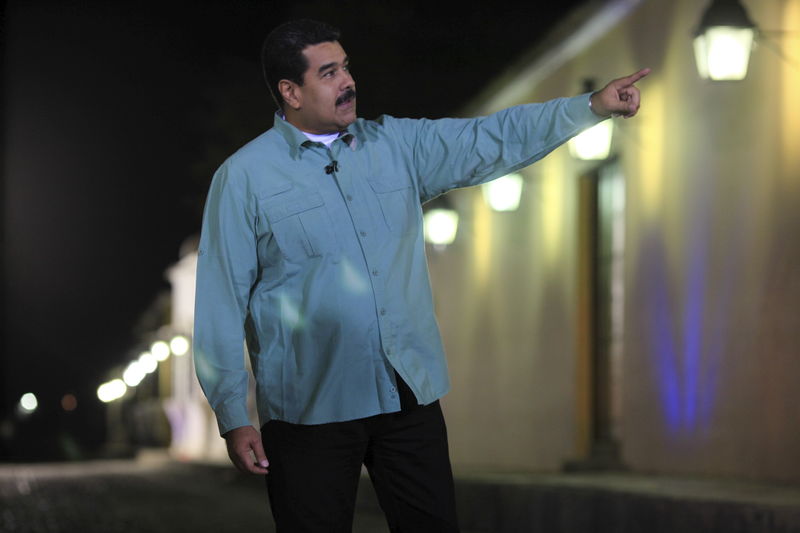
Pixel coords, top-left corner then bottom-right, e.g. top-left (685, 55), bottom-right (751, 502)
top-left (287, 41), bottom-right (357, 134)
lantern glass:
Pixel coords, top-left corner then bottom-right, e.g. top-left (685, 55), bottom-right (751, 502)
top-left (694, 26), bottom-right (754, 80)
top-left (423, 209), bottom-right (459, 246)
top-left (482, 173), bottom-right (524, 212)
top-left (569, 120), bottom-right (613, 160)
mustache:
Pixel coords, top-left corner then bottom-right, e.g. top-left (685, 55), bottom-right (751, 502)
top-left (336, 88), bottom-right (356, 106)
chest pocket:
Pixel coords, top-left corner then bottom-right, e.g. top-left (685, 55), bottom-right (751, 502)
top-left (368, 179), bottom-right (417, 237)
top-left (262, 189), bottom-right (339, 263)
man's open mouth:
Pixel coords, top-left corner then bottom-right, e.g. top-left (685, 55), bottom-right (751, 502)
top-left (336, 89), bottom-right (356, 106)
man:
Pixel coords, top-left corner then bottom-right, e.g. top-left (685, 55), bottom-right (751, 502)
top-left (194, 18), bottom-right (648, 532)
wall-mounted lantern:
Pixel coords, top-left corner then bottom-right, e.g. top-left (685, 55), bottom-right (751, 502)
top-left (569, 120), bottom-right (614, 161)
top-left (482, 173), bottom-right (524, 211)
top-left (423, 208), bottom-right (459, 247)
top-left (693, 0), bottom-right (757, 81)
top-left (570, 79), bottom-right (613, 161)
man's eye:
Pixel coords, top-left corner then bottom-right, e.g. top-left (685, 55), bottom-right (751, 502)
top-left (323, 70), bottom-right (335, 78)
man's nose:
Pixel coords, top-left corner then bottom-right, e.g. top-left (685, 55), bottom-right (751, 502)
top-left (341, 70), bottom-right (355, 89)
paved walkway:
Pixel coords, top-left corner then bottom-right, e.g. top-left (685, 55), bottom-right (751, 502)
top-left (449, 469), bottom-right (800, 533)
top-left (2, 455), bottom-right (799, 532)
top-left (0, 457), bottom-right (389, 533)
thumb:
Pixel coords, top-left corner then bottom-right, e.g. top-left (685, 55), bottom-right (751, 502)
top-left (251, 437), bottom-right (269, 468)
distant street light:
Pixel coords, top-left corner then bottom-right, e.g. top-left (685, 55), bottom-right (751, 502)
top-left (61, 393), bottom-right (78, 412)
top-left (139, 352), bottom-right (158, 374)
top-left (123, 361), bottom-right (146, 387)
top-left (97, 379), bottom-right (127, 403)
top-left (19, 393), bottom-right (38, 414)
top-left (151, 341), bottom-right (170, 361)
top-left (169, 335), bottom-right (190, 357)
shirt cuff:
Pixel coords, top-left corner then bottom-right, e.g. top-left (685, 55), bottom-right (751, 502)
top-left (213, 398), bottom-right (252, 436)
top-left (572, 92), bottom-right (608, 126)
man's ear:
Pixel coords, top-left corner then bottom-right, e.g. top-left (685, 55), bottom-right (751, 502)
top-left (279, 80), bottom-right (301, 110)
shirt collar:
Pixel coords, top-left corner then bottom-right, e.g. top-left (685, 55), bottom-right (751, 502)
top-left (273, 112), bottom-right (358, 159)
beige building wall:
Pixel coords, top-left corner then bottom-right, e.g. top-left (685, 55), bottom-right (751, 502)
top-left (436, 0), bottom-right (800, 482)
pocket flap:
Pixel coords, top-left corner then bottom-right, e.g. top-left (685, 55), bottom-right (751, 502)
top-left (263, 191), bottom-right (325, 223)
top-left (368, 178), bottom-right (411, 193)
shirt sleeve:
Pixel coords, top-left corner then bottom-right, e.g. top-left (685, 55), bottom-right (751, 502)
top-left (193, 161), bottom-right (259, 436)
top-left (393, 93), bottom-right (603, 201)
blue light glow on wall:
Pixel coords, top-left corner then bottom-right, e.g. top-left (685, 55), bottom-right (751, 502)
top-left (640, 217), bottom-right (732, 435)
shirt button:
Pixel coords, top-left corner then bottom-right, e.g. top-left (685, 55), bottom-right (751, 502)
top-left (390, 387), bottom-right (396, 393)
top-left (372, 269), bottom-right (379, 276)
top-left (380, 308), bottom-right (387, 316)
top-left (346, 195), bottom-right (353, 201)
top-left (386, 347), bottom-right (393, 355)
top-left (360, 231), bottom-right (367, 237)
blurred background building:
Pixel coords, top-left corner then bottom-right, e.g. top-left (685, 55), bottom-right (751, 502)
top-left (433, 0), bottom-right (800, 482)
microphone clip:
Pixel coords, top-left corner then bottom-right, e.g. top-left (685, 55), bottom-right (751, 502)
top-left (324, 161), bottom-right (339, 175)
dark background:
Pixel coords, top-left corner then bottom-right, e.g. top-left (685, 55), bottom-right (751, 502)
top-left (2, 0), bottom-right (586, 459)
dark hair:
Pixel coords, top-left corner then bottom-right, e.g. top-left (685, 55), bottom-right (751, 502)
top-left (261, 19), bottom-right (341, 110)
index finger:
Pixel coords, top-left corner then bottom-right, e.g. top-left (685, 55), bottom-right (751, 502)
top-left (615, 68), bottom-right (651, 87)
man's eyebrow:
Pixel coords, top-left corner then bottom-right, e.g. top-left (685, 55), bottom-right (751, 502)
top-left (317, 57), bottom-right (349, 75)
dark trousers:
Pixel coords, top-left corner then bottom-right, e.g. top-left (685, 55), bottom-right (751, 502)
top-left (261, 377), bottom-right (460, 532)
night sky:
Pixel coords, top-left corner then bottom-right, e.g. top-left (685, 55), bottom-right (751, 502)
top-left (2, 0), bottom-right (586, 458)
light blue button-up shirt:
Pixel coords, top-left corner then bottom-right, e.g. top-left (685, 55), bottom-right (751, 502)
top-left (194, 93), bottom-right (602, 435)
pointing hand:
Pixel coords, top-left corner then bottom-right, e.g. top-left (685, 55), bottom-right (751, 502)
top-left (590, 68), bottom-right (651, 119)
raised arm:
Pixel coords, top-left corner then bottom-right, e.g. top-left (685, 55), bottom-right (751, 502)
top-left (394, 93), bottom-right (603, 201)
